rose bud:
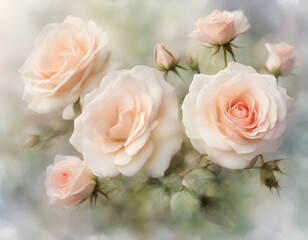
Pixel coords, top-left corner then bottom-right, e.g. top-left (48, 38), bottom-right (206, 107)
top-left (155, 44), bottom-right (179, 70)
top-left (265, 42), bottom-right (295, 76)
top-left (45, 155), bottom-right (96, 208)
top-left (189, 10), bottom-right (250, 46)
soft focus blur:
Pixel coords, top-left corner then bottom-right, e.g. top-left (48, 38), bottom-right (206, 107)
top-left (1, 0), bottom-right (308, 239)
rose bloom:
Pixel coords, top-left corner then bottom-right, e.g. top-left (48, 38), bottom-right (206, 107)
top-left (155, 44), bottom-right (179, 70)
top-left (45, 155), bottom-right (96, 208)
top-left (182, 63), bottom-right (293, 169)
top-left (265, 42), bottom-right (295, 76)
top-left (189, 10), bottom-right (250, 46)
top-left (19, 16), bottom-right (116, 118)
top-left (70, 65), bottom-right (182, 177)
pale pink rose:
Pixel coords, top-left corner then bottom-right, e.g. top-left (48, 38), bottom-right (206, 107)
top-left (265, 42), bottom-right (295, 76)
top-left (70, 66), bottom-right (182, 177)
top-left (155, 44), bottom-right (179, 70)
top-left (189, 10), bottom-right (250, 46)
top-left (45, 155), bottom-right (96, 208)
top-left (182, 63), bottom-right (293, 169)
top-left (19, 16), bottom-right (117, 118)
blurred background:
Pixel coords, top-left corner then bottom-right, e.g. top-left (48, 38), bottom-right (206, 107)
top-left (1, 0), bottom-right (308, 239)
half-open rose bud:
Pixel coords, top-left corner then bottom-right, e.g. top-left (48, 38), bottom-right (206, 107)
top-left (155, 44), bottom-right (179, 70)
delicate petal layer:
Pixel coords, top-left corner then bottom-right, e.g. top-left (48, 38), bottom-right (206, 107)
top-left (70, 66), bottom-right (182, 177)
top-left (19, 16), bottom-right (117, 117)
top-left (182, 62), bottom-right (293, 169)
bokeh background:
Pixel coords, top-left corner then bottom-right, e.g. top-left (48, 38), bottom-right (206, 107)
top-left (1, 0), bottom-right (308, 239)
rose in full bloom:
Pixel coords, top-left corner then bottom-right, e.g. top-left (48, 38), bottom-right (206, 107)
top-left (265, 42), bottom-right (295, 76)
top-left (182, 62), bottom-right (293, 169)
top-left (189, 10), bottom-right (250, 46)
top-left (45, 155), bottom-right (96, 208)
top-left (155, 44), bottom-right (179, 70)
top-left (19, 16), bottom-right (116, 118)
top-left (70, 66), bottom-right (182, 177)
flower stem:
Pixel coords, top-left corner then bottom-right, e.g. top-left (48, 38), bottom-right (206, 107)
top-left (173, 68), bottom-right (185, 82)
top-left (275, 75), bottom-right (279, 84)
top-left (223, 49), bottom-right (228, 68)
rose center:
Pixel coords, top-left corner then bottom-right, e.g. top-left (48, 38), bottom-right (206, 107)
top-left (230, 102), bottom-right (249, 119)
top-left (58, 172), bottom-right (69, 186)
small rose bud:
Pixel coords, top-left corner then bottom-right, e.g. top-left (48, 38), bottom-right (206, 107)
top-left (265, 42), bottom-right (295, 76)
top-left (23, 134), bottom-right (40, 149)
top-left (155, 44), bottom-right (179, 70)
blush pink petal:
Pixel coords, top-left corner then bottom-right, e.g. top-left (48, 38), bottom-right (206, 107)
top-left (182, 62), bottom-right (294, 169)
top-left (19, 16), bottom-right (115, 117)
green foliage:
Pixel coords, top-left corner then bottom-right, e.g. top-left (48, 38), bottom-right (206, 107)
top-left (160, 174), bottom-right (184, 193)
top-left (183, 168), bottom-right (218, 197)
top-left (260, 165), bottom-right (280, 192)
top-left (170, 191), bottom-right (200, 221)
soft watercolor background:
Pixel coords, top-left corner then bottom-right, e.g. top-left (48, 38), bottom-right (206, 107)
top-left (1, 0), bottom-right (308, 239)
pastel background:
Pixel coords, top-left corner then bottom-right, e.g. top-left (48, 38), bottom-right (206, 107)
top-left (0, 0), bottom-right (308, 239)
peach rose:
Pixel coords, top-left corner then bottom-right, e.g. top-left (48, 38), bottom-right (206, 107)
top-left (19, 16), bottom-right (116, 118)
top-left (182, 63), bottom-right (293, 169)
top-left (70, 66), bottom-right (182, 177)
top-left (45, 155), bottom-right (96, 208)
top-left (189, 10), bottom-right (250, 46)
top-left (155, 44), bottom-right (179, 70)
top-left (265, 42), bottom-right (295, 76)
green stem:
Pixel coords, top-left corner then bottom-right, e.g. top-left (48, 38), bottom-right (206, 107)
top-left (275, 74), bottom-right (279, 84)
top-left (223, 49), bottom-right (227, 68)
top-left (173, 68), bottom-right (185, 82)
top-left (163, 70), bottom-right (168, 80)
top-left (176, 65), bottom-right (189, 70)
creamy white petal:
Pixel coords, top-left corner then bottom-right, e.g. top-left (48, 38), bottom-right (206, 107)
top-left (232, 10), bottom-right (251, 35)
top-left (83, 140), bottom-right (120, 177)
top-left (117, 141), bottom-right (153, 176)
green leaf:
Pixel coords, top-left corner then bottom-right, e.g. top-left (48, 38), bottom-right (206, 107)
top-left (98, 177), bottom-right (122, 198)
top-left (161, 174), bottom-right (184, 193)
top-left (136, 182), bottom-right (169, 214)
top-left (170, 191), bottom-right (200, 220)
top-left (183, 168), bottom-right (218, 197)
top-left (164, 152), bottom-right (184, 176)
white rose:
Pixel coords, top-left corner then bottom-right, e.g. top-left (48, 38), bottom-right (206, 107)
top-left (70, 66), bottom-right (182, 177)
top-left (19, 16), bottom-right (117, 118)
top-left (182, 63), bottom-right (293, 169)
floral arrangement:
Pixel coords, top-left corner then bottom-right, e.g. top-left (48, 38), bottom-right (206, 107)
top-left (20, 10), bottom-right (296, 222)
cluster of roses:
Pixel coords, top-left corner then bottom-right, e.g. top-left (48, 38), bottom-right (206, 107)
top-left (20, 10), bottom-right (295, 208)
